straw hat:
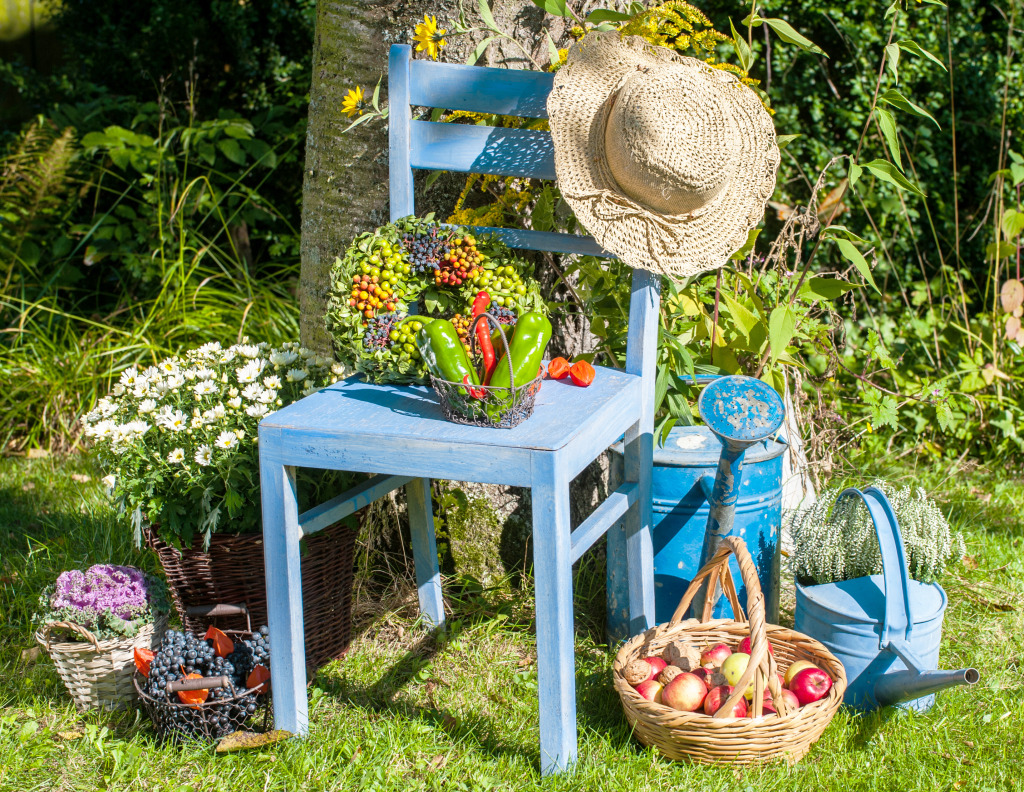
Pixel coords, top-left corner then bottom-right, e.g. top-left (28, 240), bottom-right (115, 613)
top-left (547, 32), bottom-right (780, 279)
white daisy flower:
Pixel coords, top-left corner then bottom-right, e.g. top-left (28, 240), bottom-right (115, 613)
top-left (141, 366), bottom-right (162, 380)
top-left (126, 420), bottom-right (151, 437)
top-left (246, 403), bottom-right (270, 418)
top-left (241, 383), bottom-right (263, 401)
top-left (234, 429), bottom-right (245, 440)
top-left (159, 360), bottom-right (180, 375)
top-left (151, 380), bottom-right (171, 397)
top-left (86, 420), bottom-right (116, 439)
top-left (262, 375), bottom-right (282, 390)
top-left (215, 431), bottom-right (238, 450)
top-left (119, 367), bottom-right (140, 387)
top-left (112, 384), bottom-right (126, 396)
top-left (193, 380), bottom-right (218, 397)
top-left (191, 416), bottom-right (204, 428)
top-left (227, 397), bottom-right (242, 409)
top-left (203, 404), bottom-right (226, 422)
top-left (183, 369), bottom-right (197, 381)
top-left (97, 398), bottom-right (118, 417)
top-left (269, 350), bottom-right (298, 367)
top-left (235, 344), bottom-right (261, 359)
top-left (167, 448), bottom-right (186, 464)
top-left (166, 374), bottom-right (185, 390)
top-left (194, 445), bottom-right (213, 466)
top-left (228, 388), bottom-right (239, 398)
top-left (194, 342), bottom-right (222, 359)
top-left (236, 360), bottom-right (265, 384)
top-left (286, 368), bottom-right (308, 383)
top-left (218, 349), bottom-right (237, 364)
top-left (101, 474), bottom-right (116, 489)
top-left (302, 384), bottom-right (320, 397)
top-left (156, 409), bottom-right (188, 432)
top-left (132, 382), bottom-right (151, 398)
top-left (258, 388), bottom-right (277, 404)
top-left (196, 368), bottom-right (216, 381)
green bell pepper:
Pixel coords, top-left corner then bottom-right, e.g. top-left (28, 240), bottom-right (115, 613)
top-left (488, 311), bottom-right (551, 391)
top-left (416, 319), bottom-right (481, 396)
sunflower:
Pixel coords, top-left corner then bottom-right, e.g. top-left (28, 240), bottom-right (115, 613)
top-left (342, 86), bottom-right (364, 118)
top-left (413, 14), bottom-right (447, 61)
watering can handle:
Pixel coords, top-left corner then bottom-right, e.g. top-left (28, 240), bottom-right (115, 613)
top-left (834, 486), bottom-right (914, 644)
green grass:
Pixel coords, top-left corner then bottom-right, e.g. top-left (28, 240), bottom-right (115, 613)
top-left (1, 454), bottom-right (1022, 791)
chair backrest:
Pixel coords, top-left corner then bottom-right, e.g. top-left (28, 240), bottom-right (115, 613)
top-left (387, 44), bottom-right (660, 392)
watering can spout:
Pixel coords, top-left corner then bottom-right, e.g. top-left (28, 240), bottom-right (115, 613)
top-left (873, 667), bottom-right (980, 708)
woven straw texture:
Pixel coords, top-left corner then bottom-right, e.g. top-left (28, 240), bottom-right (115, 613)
top-left (613, 537), bottom-right (846, 765)
top-left (36, 615), bottom-right (167, 711)
top-left (548, 32), bottom-right (779, 280)
top-left (144, 521), bottom-right (357, 671)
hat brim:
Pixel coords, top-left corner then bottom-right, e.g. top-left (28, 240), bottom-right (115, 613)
top-left (548, 32), bottom-right (780, 280)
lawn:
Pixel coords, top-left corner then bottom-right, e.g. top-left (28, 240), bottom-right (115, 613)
top-left (0, 453), bottom-right (1022, 792)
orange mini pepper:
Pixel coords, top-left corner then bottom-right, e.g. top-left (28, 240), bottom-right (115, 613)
top-left (547, 357), bottom-right (571, 379)
top-left (569, 360), bottom-right (595, 387)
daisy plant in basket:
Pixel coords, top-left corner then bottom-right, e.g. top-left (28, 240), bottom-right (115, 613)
top-left (83, 341), bottom-right (348, 549)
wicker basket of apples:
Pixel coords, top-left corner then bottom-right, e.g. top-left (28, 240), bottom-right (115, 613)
top-left (613, 536), bottom-right (846, 765)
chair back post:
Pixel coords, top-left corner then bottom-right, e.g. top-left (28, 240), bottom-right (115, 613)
top-left (388, 45), bottom-right (414, 220)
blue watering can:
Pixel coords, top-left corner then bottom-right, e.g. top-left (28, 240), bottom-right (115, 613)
top-left (794, 486), bottom-right (979, 711)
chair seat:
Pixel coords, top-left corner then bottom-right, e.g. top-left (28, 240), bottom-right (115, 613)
top-left (259, 366), bottom-right (642, 486)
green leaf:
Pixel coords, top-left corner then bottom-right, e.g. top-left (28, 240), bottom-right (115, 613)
top-left (730, 19), bottom-right (753, 73)
top-left (776, 133), bottom-right (800, 150)
top-left (849, 161), bottom-right (862, 187)
top-left (986, 241), bottom-right (1017, 260)
top-left (874, 107), bottom-right (902, 170)
top-left (761, 17), bottom-right (826, 57)
top-left (768, 306), bottom-right (797, 364)
top-left (217, 139), bottom-right (246, 165)
top-left (546, 31), bottom-right (560, 66)
top-left (800, 277), bottom-right (857, 301)
top-left (823, 224), bottom-right (869, 244)
top-left (936, 399), bottom-right (954, 432)
top-left (863, 159), bottom-right (927, 197)
top-left (834, 238), bottom-right (879, 292)
top-left (1001, 209), bottom-right (1024, 240)
top-left (871, 396), bottom-right (899, 431)
top-left (884, 42), bottom-right (900, 84)
top-left (531, 0), bottom-right (569, 16)
top-left (1012, 163), bottom-right (1024, 186)
top-left (878, 88), bottom-right (939, 128)
top-left (722, 293), bottom-right (761, 341)
top-left (586, 9), bottom-right (632, 23)
top-left (467, 35), bottom-right (497, 66)
top-left (898, 39), bottom-right (947, 72)
top-left (730, 227), bottom-right (761, 261)
top-left (478, 0), bottom-right (501, 32)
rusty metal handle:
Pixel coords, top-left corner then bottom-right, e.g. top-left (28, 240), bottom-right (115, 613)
top-left (185, 603), bottom-right (251, 632)
top-left (166, 675), bottom-right (232, 694)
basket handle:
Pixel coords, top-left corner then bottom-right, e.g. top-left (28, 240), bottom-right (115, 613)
top-left (469, 312), bottom-right (516, 388)
top-left (667, 536), bottom-right (789, 719)
top-left (834, 486), bottom-right (914, 645)
top-left (186, 602), bottom-right (252, 633)
top-left (166, 674), bottom-right (233, 694)
top-left (39, 621), bottom-right (101, 649)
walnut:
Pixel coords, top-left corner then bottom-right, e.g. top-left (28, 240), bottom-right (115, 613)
top-left (709, 671), bottom-right (728, 689)
top-left (658, 665), bottom-right (683, 685)
top-left (623, 659), bottom-right (653, 686)
top-left (664, 641), bottom-right (701, 671)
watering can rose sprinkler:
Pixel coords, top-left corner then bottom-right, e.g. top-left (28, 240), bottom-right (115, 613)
top-left (690, 375), bottom-right (786, 617)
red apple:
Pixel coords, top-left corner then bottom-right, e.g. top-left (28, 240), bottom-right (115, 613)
top-left (790, 667), bottom-right (832, 705)
top-left (784, 660), bottom-right (817, 688)
top-left (635, 679), bottom-right (664, 703)
top-left (644, 656), bottom-right (668, 677)
top-left (699, 643), bottom-right (733, 668)
top-left (690, 667), bottom-right (711, 685)
top-left (737, 635), bottom-right (774, 657)
top-left (662, 672), bottom-right (708, 712)
top-left (703, 684), bottom-right (747, 718)
top-left (781, 688), bottom-right (801, 712)
top-left (760, 698), bottom-right (777, 716)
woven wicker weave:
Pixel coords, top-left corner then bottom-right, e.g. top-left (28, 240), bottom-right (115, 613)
top-left (144, 520), bottom-right (357, 672)
top-left (613, 537), bottom-right (846, 765)
top-left (36, 615), bottom-right (167, 711)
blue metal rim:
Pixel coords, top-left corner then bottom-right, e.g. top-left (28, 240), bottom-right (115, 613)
top-left (697, 375), bottom-right (785, 444)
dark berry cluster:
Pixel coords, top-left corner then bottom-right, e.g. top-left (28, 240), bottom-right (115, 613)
top-left (401, 227), bottom-right (450, 273)
top-left (227, 626), bottom-right (271, 681)
top-left (489, 305), bottom-right (517, 326)
top-left (363, 312), bottom-right (401, 352)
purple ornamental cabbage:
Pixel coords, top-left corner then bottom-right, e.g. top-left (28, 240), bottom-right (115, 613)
top-left (50, 564), bottom-right (154, 627)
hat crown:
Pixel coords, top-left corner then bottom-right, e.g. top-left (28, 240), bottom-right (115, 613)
top-left (604, 66), bottom-right (737, 216)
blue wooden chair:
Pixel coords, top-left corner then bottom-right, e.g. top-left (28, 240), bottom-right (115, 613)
top-left (259, 44), bottom-right (661, 775)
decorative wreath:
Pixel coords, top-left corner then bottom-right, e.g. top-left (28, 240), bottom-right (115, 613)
top-left (327, 217), bottom-right (547, 384)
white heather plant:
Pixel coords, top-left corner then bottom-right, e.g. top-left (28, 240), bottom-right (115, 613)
top-left (789, 480), bottom-right (966, 586)
top-left (83, 341), bottom-right (349, 549)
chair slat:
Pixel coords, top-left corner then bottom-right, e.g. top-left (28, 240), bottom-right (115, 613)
top-left (442, 225), bottom-right (611, 258)
top-left (410, 120), bottom-right (556, 180)
top-left (410, 58), bottom-right (553, 118)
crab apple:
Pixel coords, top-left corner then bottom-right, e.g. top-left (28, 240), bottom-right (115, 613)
top-left (790, 667), bottom-right (833, 705)
top-left (662, 672), bottom-right (708, 712)
top-left (703, 684), bottom-right (747, 718)
top-left (699, 643), bottom-right (733, 668)
top-left (635, 679), bottom-right (664, 703)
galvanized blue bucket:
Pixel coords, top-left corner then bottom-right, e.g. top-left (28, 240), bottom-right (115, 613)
top-left (794, 486), bottom-right (978, 712)
top-left (612, 425), bottom-right (786, 624)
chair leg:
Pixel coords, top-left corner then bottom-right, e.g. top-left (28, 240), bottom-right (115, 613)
top-left (260, 457), bottom-right (309, 736)
top-left (621, 418), bottom-right (655, 638)
top-left (531, 454), bottom-right (576, 776)
top-left (406, 477), bottom-right (445, 629)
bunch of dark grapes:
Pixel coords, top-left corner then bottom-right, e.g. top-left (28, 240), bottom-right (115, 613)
top-left (489, 305), bottom-right (517, 327)
top-left (363, 312), bottom-right (401, 352)
top-left (402, 227), bottom-right (450, 273)
top-left (227, 625), bottom-right (271, 685)
top-left (144, 629), bottom-right (216, 701)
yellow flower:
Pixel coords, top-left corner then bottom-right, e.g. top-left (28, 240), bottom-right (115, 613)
top-left (342, 86), bottom-right (364, 118)
top-left (414, 14), bottom-right (447, 61)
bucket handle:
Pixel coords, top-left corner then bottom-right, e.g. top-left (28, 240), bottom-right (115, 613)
top-left (833, 486), bottom-right (914, 644)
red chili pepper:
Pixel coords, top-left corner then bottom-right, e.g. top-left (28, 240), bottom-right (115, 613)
top-left (547, 357), bottom-right (571, 379)
top-left (471, 291), bottom-right (498, 383)
top-left (569, 360), bottom-right (595, 387)
top-left (463, 374), bottom-right (486, 400)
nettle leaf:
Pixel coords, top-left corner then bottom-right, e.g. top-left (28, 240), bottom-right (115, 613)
top-left (874, 107), bottom-right (902, 170)
top-left (878, 88), bottom-right (939, 128)
top-left (898, 39), bottom-right (947, 72)
top-left (834, 238), bottom-right (879, 293)
top-left (768, 305), bottom-right (797, 364)
top-left (863, 159), bottom-right (926, 197)
top-left (936, 399), bottom-right (954, 433)
top-left (1001, 209), bottom-right (1024, 240)
top-left (871, 396), bottom-right (899, 431)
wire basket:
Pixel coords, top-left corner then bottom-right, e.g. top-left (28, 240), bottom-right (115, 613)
top-left (430, 312), bottom-right (542, 429)
top-left (133, 606), bottom-right (271, 743)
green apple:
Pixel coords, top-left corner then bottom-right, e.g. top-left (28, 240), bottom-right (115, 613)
top-left (785, 660), bottom-right (817, 688)
top-left (721, 652), bottom-right (754, 700)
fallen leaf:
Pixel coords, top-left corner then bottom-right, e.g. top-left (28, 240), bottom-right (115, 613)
top-left (216, 730), bottom-right (292, 753)
top-left (70, 474), bottom-right (91, 483)
top-left (22, 483), bottom-right (35, 491)
top-left (56, 731), bottom-right (83, 741)
top-left (26, 449), bottom-right (49, 459)
top-left (20, 647), bottom-right (40, 664)
top-left (428, 754), bottom-right (448, 771)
